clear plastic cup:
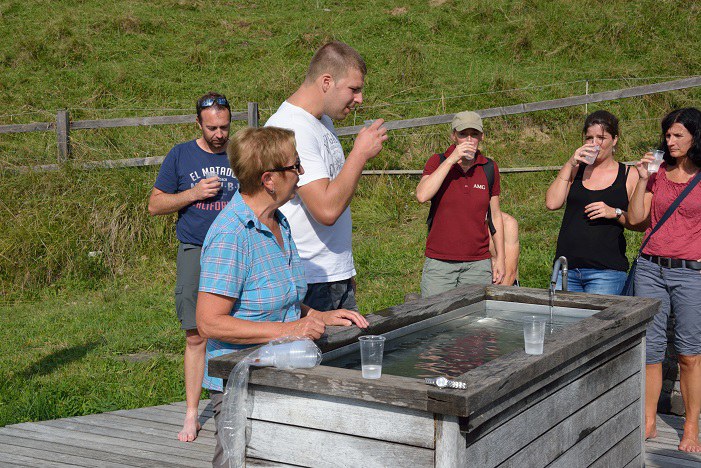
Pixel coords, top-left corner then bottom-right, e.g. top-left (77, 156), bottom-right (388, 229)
top-left (582, 145), bottom-right (600, 165)
top-left (523, 316), bottom-right (547, 355)
top-left (359, 335), bottom-right (386, 379)
top-left (647, 150), bottom-right (665, 174)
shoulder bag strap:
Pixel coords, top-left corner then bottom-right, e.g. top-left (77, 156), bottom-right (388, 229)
top-left (638, 170), bottom-right (701, 253)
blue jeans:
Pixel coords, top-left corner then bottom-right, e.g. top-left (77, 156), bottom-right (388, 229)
top-left (555, 268), bottom-right (627, 295)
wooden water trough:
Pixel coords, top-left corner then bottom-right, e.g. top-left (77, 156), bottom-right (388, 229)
top-left (210, 285), bottom-right (659, 467)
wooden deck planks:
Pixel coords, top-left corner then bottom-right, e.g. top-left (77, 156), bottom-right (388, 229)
top-left (2, 401), bottom-right (701, 467)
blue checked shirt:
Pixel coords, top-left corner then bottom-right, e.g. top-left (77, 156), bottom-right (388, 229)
top-left (199, 191), bottom-right (307, 391)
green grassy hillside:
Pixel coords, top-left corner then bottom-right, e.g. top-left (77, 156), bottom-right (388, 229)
top-left (0, 0), bottom-right (699, 426)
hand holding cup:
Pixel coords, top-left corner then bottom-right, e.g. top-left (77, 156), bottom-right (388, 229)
top-left (193, 174), bottom-right (222, 200)
top-left (581, 144), bottom-right (600, 165)
top-left (647, 149), bottom-right (664, 173)
top-left (635, 151), bottom-right (655, 180)
top-left (453, 140), bottom-right (477, 162)
top-left (354, 119), bottom-right (388, 162)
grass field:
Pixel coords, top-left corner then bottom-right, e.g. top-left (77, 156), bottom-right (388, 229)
top-left (1, 0), bottom-right (700, 427)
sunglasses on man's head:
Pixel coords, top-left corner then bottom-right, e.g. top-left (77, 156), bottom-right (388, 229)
top-left (198, 97), bottom-right (229, 108)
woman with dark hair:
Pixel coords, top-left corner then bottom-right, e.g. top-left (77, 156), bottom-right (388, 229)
top-left (545, 110), bottom-right (640, 294)
top-left (628, 107), bottom-right (701, 452)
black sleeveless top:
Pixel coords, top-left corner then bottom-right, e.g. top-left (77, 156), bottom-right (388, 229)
top-left (554, 162), bottom-right (629, 271)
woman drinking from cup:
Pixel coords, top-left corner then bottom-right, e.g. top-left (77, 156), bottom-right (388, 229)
top-left (195, 126), bottom-right (369, 467)
top-left (627, 107), bottom-right (701, 452)
top-left (545, 110), bottom-right (640, 294)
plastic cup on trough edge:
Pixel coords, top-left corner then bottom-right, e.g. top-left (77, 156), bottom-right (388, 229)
top-left (523, 315), bottom-right (547, 355)
top-left (359, 335), bottom-right (386, 379)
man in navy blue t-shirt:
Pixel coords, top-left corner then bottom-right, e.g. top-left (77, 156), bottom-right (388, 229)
top-left (148, 92), bottom-right (237, 442)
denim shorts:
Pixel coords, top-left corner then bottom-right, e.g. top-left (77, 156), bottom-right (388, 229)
top-left (635, 256), bottom-right (701, 364)
top-left (554, 268), bottom-right (627, 295)
top-left (304, 278), bottom-right (358, 312)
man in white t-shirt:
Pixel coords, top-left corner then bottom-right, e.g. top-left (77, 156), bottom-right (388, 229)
top-left (265, 41), bottom-right (387, 311)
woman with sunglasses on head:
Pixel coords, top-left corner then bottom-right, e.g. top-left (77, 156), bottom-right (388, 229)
top-left (546, 110), bottom-right (641, 294)
top-left (194, 126), bottom-right (368, 467)
top-left (627, 108), bottom-right (701, 452)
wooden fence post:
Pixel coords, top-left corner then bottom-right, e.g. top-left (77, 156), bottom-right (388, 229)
top-left (56, 109), bottom-right (71, 163)
top-left (247, 102), bottom-right (259, 128)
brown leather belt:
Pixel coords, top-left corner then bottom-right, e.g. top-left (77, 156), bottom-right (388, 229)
top-left (641, 253), bottom-right (701, 270)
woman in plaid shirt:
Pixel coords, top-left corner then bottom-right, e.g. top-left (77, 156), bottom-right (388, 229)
top-left (195, 126), bottom-right (368, 467)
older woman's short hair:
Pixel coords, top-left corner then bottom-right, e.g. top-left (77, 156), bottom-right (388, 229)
top-left (228, 127), bottom-right (296, 194)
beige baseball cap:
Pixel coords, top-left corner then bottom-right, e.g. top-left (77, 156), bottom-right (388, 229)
top-left (451, 111), bottom-right (483, 133)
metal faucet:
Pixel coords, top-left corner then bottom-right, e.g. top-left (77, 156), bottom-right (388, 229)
top-left (551, 256), bottom-right (568, 292)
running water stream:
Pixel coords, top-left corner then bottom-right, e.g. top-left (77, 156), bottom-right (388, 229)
top-left (549, 284), bottom-right (556, 333)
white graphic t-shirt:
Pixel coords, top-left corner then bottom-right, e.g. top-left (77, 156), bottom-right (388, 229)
top-left (265, 101), bottom-right (355, 283)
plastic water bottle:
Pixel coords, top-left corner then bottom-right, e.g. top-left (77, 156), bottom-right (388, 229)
top-left (252, 339), bottom-right (322, 369)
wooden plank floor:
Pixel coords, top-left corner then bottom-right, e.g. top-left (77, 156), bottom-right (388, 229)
top-left (0, 400), bottom-right (216, 467)
top-left (2, 402), bottom-right (701, 467)
top-left (646, 414), bottom-right (701, 468)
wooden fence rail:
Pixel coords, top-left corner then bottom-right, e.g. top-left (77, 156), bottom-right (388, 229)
top-left (0, 102), bottom-right (259, 165)
top-left (336, 76), bottom-right (701, 136)
top-left (1, 77), bottom-right (699, 174)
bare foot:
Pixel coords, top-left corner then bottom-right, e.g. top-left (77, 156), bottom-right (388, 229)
top-left (178, 409), bottom-right (201, 442)
top-left (679, 421), bottom-right (701, 453)
top-left (678, 436), bottom-right (701, 452)
top-left (645, 421), bottom-right (657, 440)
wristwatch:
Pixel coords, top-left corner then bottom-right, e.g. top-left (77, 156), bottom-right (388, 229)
top-left (615, 208), bottom-right (623, 218)
top-left (425, 377), bottom-right (467, 389)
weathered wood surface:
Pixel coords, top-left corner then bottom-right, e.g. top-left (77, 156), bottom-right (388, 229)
top-left (0, 111), bottom-right (250, 136)
top-left (70, 111), bottom-right (249, 129)
top-left (461, 332), bottom-right (641, 434)
top-left (435, 414), bottom-right (463, 468)
top-left (248, 102), bottom-right (259, 128)
top-left (361, 166), bottom-right (564, 176)
top-left (247, 385), bottom-right (435, 448)
top-left (464, 344), bottom-right (641, 466)
top-left (1, 401), bottom-right (700, 467)
top-left (625, 454), bottom-right (643, 467)
top-left (589, 429), bottom-right (641, 468)
top-left (56, 109), bottom-right (71, 162)
top-left (5, 161), bottom-right (569, 175)
top-left (0, 121), bottom-right (54, 134)
top-left (548, 400), bottom-right (640, 467)
top-left (8, 155), bottom-right (168, 174)
top-left (246, 418), bottom-right (435, 467)
top-left (210, 285), bottom-right (658, 419)
top-left (2, 77), bottom-right (698, 138)
top-left (500, 387), bottom-right (639, 467)
top-left (646, 413), bottom-right (701, 467)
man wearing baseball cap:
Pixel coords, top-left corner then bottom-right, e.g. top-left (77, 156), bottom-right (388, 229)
top-left (415, 111), bottom-right (507, 296)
